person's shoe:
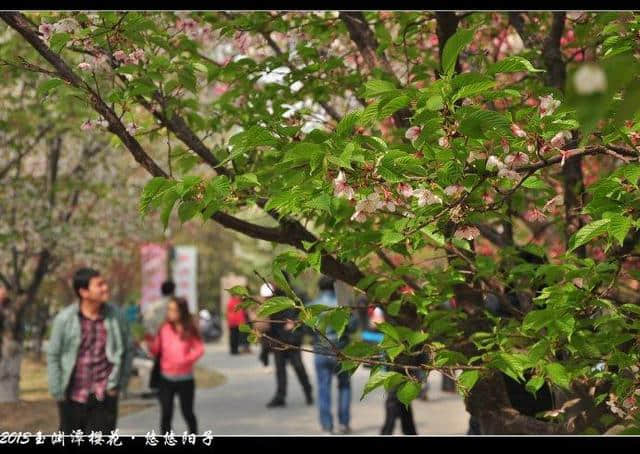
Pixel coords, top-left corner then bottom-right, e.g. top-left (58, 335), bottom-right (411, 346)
top-left (266, 397), bottom-right (286, 408)
top-left (337, 425), bottom-right (351, 435)
top-left (322, 427), bottom-right (333, 435)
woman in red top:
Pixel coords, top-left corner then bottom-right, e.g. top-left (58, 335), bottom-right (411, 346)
top-left (226, 296), bottom-right (247, 355)
top-left (146, 297), bottom-right (204, 435)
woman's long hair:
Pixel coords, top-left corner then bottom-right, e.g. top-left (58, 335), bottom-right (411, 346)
top-left (167, 297), bottom-right (201, 340)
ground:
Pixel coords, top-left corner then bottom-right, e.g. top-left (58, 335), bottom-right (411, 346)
top-left (117, 341), bottom-right (470, 435)
top-left (0, 353), bottom-right (225, 433)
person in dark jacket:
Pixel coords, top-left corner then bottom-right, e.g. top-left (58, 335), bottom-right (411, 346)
top-left (265, 284), bottom-right (313, 408)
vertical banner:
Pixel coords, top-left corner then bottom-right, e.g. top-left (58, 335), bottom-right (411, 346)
top-left (140, 243), bottom-right (169, 312)
top-left (172, 246), bottom-right (198, 314)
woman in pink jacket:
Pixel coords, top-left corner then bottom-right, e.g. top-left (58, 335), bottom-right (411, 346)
top-left (146, 297), bottom-right (204, 434)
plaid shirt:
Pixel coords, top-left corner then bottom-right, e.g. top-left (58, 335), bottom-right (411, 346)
top-left (68, 306), bottom-right (114, 403)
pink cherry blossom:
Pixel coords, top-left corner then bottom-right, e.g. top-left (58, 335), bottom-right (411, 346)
top-left (351, 210), bottom-right (367, 223)
top-left (527, 142), bottom-right (536, 153)
top-left (501, 137), bottom-right (510, 153)
top-left (504, 152), bottom-right (529, 168)
top-left (510, 123), bottom-right (527, 138)
top-left (126, 123), bottom-right (139, 135)
top-left (550, 130), bottom-right (572, 149)
top-left (413, 189), bottom-right (442, 206)
top-left (454, 226), bottom-right (480, 241)
top-left (405, 126), bottom-right (421, 141)
top-left (543, 195), bottom-right (563, 212)
top-left (466, 150), bottom-right (487, 163)
top-left (498, 168), bottom-right (520, 181)
top-left (114, 50), bottom-right (128, 62)
top-left (438, 136), bottom-right (450, 148)
top-left (539, 94), bottom-right (560, 117)
top-left (486, 155), bottom-right (505, 171)
top-left (482, 193), bottom-right (494, 204)
top-left (397, 183), bottom-right (414, 198)
top-left (81, 120), bottom-right (94, 130)
top-left (444, 184), bottom-right (464, 198)
top-left (77, 62), bottom-right (93, 71)
top-left (39, 23), bottom-right (53, 41)
top-left (523, 208), bottom-right (547, 223)
top-left (333, 171), bottom-right (355, 200)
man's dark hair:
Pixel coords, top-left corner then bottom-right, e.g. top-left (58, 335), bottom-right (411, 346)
top-left (73, 268), bottom-right (101, 299)
top-left (161, 280), bottom-right (176, 296)
top-left (318, 276), bottom-right (335, 292)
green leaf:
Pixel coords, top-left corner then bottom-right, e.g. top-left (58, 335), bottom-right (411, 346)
top-left (406, 331), bottom-right (429, 348)
top-left (452, 80), bottom-right (497, 103)
top-left (434, 350), bottom-right (468, 367)
top-left (386, 300), bottom-right (401, 317)
top-left (442, 28), bottom-right (475, 75)
top-left (457, 370), bottom-right (480, 394)
top-left (336, 111), bottom-right (361, 137)
top-left (568, 219), bottom-right (611, 251)
top-left (178, 68), bottom-right (197, 93)
top-left (37, 78), bottom-right (64, 98)
top-left (362, 370), bottom-right (399, 400)
top-left (238, 323), bottom-right (251, 333)
top-left (50, 32), bottom-right (71, 52)
top-left (622, 164), bottom-right (640, 186)
top-left (487, 56), bottom-right (545, 76)
top-left (459, 107), bottom-right (510, 138)
top-left (257, 296), bottom-right (296, 317)
top-left (377, 322), bottom-right (401, 342)
top-left (378, 95), bottom-right (410, 119)
top-left (364, 79), bottom-right (397, 98)
top-left (343, 341), bottom-right (378, 358)
top-left (160, 188), bottom-right (180, 230)
top-left (614, 79), bottom-right (640, 127)
top-left (329, 308), bottom-right (350, 338)
top-left (236, 173), bottom-right (260, 189)
top-left (490, 352), bottom-right (529, 381)
top-left (425, 95), bottom-right (444, 111)
top-left (140, 177), bottom-right (173, 215)
top-left (178, 201), bottom-right (200, 222)
top-left (603, 212), bottom-right (633, 246)
top-left (228, 286), bottom-right (250, 297)
top-left (525, 375), bottom-right (546, 395)
top-left (545, 362), bottom-right (571, 390)
top-left (521, 176), bottom-right (552, 190)
top-left (381, 230), bottom-right (404, 247)
top-left (396, 381), bottom-right (421, 406)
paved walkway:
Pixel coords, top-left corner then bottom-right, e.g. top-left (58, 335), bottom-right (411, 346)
top-left (118, 341), bottom-right (469, 435)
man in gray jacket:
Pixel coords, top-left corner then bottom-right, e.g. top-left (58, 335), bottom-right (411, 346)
top-left (47, 268), bottom-right (133, 433)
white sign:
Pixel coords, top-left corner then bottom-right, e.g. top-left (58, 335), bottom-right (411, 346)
top-left (171, 246), bottom-right (198, 314)
top-left (140, 243), bottom-right (169, 311)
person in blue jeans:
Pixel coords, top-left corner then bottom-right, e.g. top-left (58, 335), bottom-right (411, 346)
top-left (309, 276), bottom-right (358, 435)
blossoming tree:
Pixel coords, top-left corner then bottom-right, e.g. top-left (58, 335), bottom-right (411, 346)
top-left (2, 11), bottom-right (640, 433)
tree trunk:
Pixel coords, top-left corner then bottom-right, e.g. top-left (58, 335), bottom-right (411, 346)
top-left (0, 337), bottom-right (23, 403)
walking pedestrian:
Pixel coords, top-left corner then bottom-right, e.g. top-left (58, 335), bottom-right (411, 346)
top-left (308, 276), bottom-right (358, 434)
top-left (226, 295), bottom-right (246, 355)
top-left (264, 283), bottom-right (313, 408)
top-left (47, 268), bottom-right (134, 434)
top-left (142, 280), bottom-right (175, 336)
top-left (145, 296), bottom-right (204, 435)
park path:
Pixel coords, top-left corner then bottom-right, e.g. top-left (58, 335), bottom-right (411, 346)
top-left (118, 341), bottom-right (470, 435)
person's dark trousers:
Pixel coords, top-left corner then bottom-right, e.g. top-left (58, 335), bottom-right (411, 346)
top-left (274, 350), bottom-right (313, 401)
top-left (441, 374), bottom-right (456, 392)
top-left (229, 326), bottom-right (240, 355)
top-left (158, 377), bottom-right (198, 434)
top-left (58, 393), bottom-right (118, 433)
top-left (467, 415), bottom-right (481, 434)
top-left (380, 390), bottom-right (417, 435)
